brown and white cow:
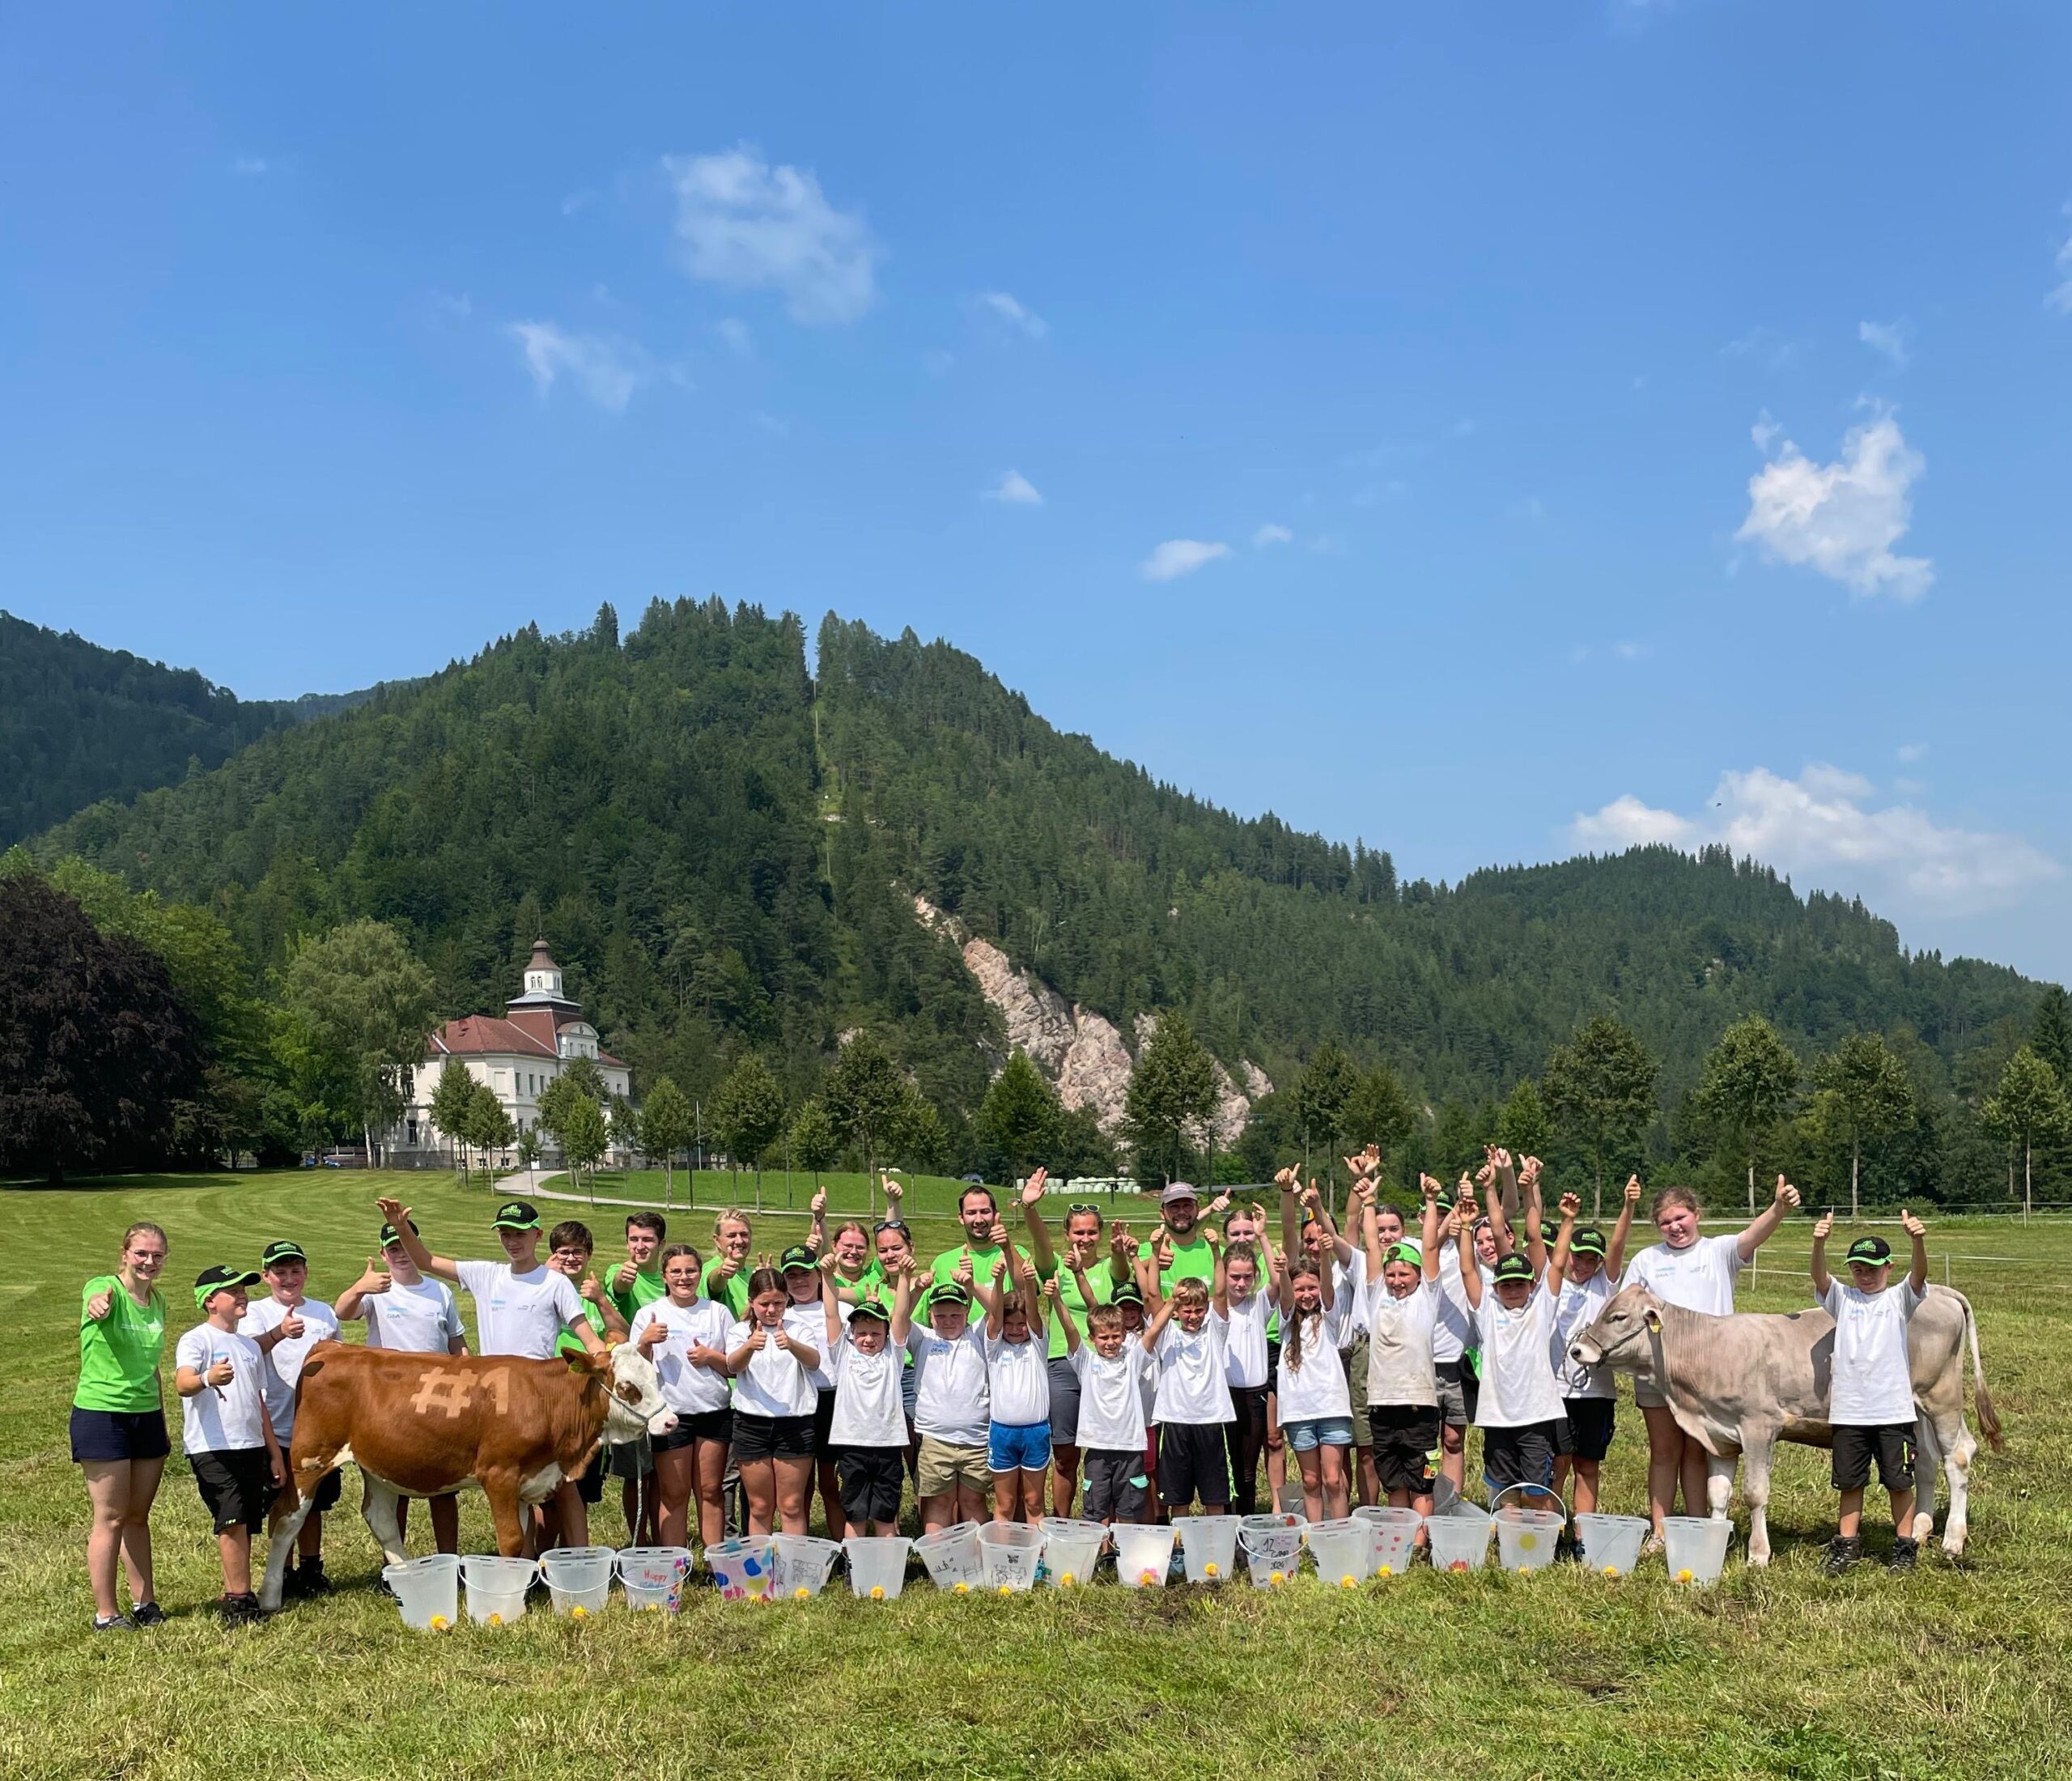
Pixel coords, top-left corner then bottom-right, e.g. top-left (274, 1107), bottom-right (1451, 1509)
top-left (257, 1341), bottom-right (675, 1609)
top-left (1570, 1283), bottom-right (2001, 1564)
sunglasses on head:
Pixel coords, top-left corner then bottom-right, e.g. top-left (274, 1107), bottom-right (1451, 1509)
top-left (1067, 1203), bottom-right (1102, 1217)
top-left (873, 1219), bottom-right (908, 1235)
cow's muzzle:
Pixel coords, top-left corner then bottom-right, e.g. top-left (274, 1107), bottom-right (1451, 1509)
top-left (648, 1408), bottom-right (679, 1437)
top-left (1569, 1341), bottom-right (1600, 1367)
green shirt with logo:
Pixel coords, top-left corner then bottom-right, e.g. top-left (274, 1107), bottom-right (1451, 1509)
top-left (75, 1277), bottom-right (168, 1413)
top-left (608, 1265), bottom-right (666, 1327)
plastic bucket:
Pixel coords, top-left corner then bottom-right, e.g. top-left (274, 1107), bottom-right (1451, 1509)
top-left (1172, 1513), bottom-right (1241, 1583)
top-left (1113, 1523), bottom-right (1176, 1589)
top-left (1238, 1513), bottom-right (1306, 1588)
top-left (843, 1536), bottom-right (913, 1600)
top-left (1574, 1513), bottom-right (1650, 1579)
top-left (914, 1522), bottom-right (984, 1592)
top-left (1427, 1507), bottom-right (1492, 1574)
top-left (772, 1533), bottom-right (843, 1600)
top-left (1662, 1515), bottom-right (1732, 1585)
top-left (541, 1545), bottom-right (615, 1616)
top-left (1352, 1506), bottom-right (1422, 1578)
top-left (615, 1545), bottom-right (693, 1613)
top-left (382, 1553), bottom-right (460, 1630)
top-left (461, 1554), bottom-right (537, 1626)
top-left (976, 1523), bottom-right (1047, 1593)
top-left (1038, 1517), bottom-right (1106, 1588)
top-left (706, 1536), bottom-right (776, 1601)
top-left (1495, 1508), bottom-right (1565, 1574)
top-left (1305, 1516), bottom-right (1374, 1589)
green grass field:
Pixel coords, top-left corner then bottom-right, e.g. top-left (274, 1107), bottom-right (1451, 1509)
top-left (3, 1171), bottom-right (2068, 1780)
top-left (550, 1165), bottom-right (1058, 1219)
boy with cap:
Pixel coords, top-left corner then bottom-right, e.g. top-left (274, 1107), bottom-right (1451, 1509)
top-left (1548, 1179), bottom-right (1638, 1523)
top-left (1357, 1175), bottom-right (1447, 1529)
top-left (1060, 1251), bottom-right (1160, 1532)
top-left (821, 1252), bottom-right (919, 1537)
top-left (373, 1196), bottom-right (607, 1361)
top-left (175, 1267), bottom-right (286, 1625)
top-left (1456, 1192), bottom-right (1569, 1511)
top-left (779, 1242), bottom-right (847, 1538)
top-left (907, 1259), bottom-right (993, 1532)
top-left (241, 1239), bottom-right (342, 1599)
top-left (1811, 1209), bottom-right (1930, 1574)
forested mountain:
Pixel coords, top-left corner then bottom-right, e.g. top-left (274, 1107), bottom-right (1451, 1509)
top-left (0, 610), bottom-right (381, 846)
top-left (32, 598), bottom-right (2052, 1194)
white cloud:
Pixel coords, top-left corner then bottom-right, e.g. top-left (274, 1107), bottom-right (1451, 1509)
top-left (663, 144), bottom-right (880, 325)
top-left (231, 155), bottom-right (271, 176)
top-left (983, 470), bottom-right (1042, 507)
top-left (1572, 763), bottom-right (2058, 912)
top-left (1859, 319), bottom-right (1911, 369)
top-left (1252, 523), bottom-right (1293, 548)
top-left (1736, 406), bottom-right (1931, 602)
top-left (714, 317), bottom-right (752, 355)
top-left (1140, 539), bottom-right (1231, 582)
top-left (507, 322), bottom-right (645, 411)
top-left (2051, 206), bottom-right (2072, 313)
top-left (1897, 741), bottom-right (1930, 764)
top-left (974, 291), bottom-right (1047, 339)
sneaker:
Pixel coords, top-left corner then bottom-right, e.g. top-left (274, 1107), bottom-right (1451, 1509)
top-left (294, 1558), bottom-right (333, 1596)
top-left (1888, 1537), bottom-right (1920, 1574)
top-left (92, 1613), bottom-right (135, 1632)
top-left (219, 1592), bottom-right (270, 1626)
top-left (1824, 1535), bottom-right (1862, 1577)
top-left (130, 1601), bottom-right (166, 1627)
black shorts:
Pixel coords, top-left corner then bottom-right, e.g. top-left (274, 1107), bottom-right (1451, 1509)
top-left (575, 1445), bottom-right (606, 1503)
top-left (1082, 1447), bottom-right (1150, 1524)
top-left (299, 1464), bottom-right (344, 1514)
top-left (70, 1405), bottom-right (170, 1464)
top-left (1157, 1422), bottom-right (1233, 1508)
top-left (1436, 1359), bottom-right (1480, 1427)
top-left (837, 1446), bottom-right (906, 1524)
top-left (1369, 1404), bottom-right (1440, 1496)
top-left (732, 1412), bottom-right (815, 1461)
top-left (813, 1387), bottom-right (837, 1452)
top-left (1563, 1397), bottom-right (1616, 1464)
top-left (1482, 1422), bottom-right (1560, 1494)
top-left (1833, 1422), bottom-right (1915, 1493)
top-left (656, 1408), bottom-right (733, 1451)
top-left (191, 1448), bottom-right (275, 1533)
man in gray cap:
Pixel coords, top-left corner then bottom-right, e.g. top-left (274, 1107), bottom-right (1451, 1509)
top-left (1151, 1183), bottom-right (1229, 1293)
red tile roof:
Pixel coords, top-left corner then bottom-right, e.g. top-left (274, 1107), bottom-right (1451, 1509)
top-left (427, 1012), bottom-right (627, 1071)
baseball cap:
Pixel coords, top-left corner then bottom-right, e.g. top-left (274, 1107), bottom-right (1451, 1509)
top-left (378, 1218), bottom-right (420, 1247)
top-left (1845, 1235), bottom-right (1894, 1267)
top-left (1569, 1226), bottom-right (1607, 1259)
top-left (1110, 1279), bottom-right (1146, 1309)
top-left (1382, 1239), bottom-right (1424, 1268)
top-left (1538, 1220), bottom-right (1559, 1247)
top-left (928, 1282), bottom-right (971, 1309)
top-left (848, 1298), bottom-right (892, 1324)
top-left (492, 1200), bottom-right (541, 1231)
top-left (260, 1239), bottom-right (307, 1269)
top-left (779, 1243), bottom-right (818, 1273)
top-left (193, 1265), bottom-right (261, 1308)
top-left (1159, 1183), bottom-right (1200, 1206)
top-left (1492, 1253), bottom-right (1537, 1285)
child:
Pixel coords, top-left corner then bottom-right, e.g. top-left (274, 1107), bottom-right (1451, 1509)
top-left (1142, 1230), bottom-right (1235, 1516)
top-left (1275, 1170), bottom-right (1356, 1522)
top-left (726, 1265), bottom-right (821, 1536)
top-left (629, 1243), bottom-right (734, 1550)
top-left (907, 1265), bottom-right (993, 1532)
top-left (1056, 1275), bottom-right (1155, 1532)
top-left (1221, 1226), bottom-right (1276, 1516)
top-left (373, 1196), bottom-right (606, 1360)
top-left (979, 1248), bottom-right (1053, 1525)
top-left (544, 1221), bottom-right (629, 1549)
top-left (1358, 1176), bottom-right (1447, 1531)
top-left (175, 1266), bottom-right (286, 1625)
top-left (1457, 1197), bottom-right (1567, 1513)
top-left (1811, 1209), bottom-right (1930, 1574)
top-left (779, 1243), bottom-right (844, 1539)
top-left (1548, 1179), bottom-right (1638, 1520)
top-left (1112, 1265), bottom-right (1158, 1523)
top-left (241, 1239), bottom-right (342, 1599)
top-left (822, 1254), bottom-right (919, 1538)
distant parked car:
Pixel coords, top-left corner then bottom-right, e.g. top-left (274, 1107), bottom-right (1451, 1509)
top-left (961, 1173), bottom-right (984, 1186)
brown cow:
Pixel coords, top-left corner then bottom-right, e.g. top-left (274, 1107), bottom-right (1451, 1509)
top-left (257, 1341), bottom-right (674, 1609)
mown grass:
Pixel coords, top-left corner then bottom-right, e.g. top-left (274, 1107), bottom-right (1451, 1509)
top-left (2, 1171), bottom-right (2067, 1780)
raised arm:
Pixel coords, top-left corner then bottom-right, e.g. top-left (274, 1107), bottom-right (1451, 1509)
top-left (1522, 1166), bottom-right (1548, 1282)
top-left (890, 1260), bottom-right (919, 1349)
top-left (1901, 1209), bottom-right (1929, 1295)
top-left (1606, 1174), bottom-right (1641, 1281)
top-left (1477, 1164), bottom-right (1514, 1260)
top-left (334, 1254), bottom-right (389, 1323)
top-left (1737, 1174), bottom-right (1802, 1263)
top-left (1454, 1206), bottom-right (1484, 1310)
top-left (1140, 1291), bottom-right (1176, 1354)
top-left (1361, 1177), bottom-right (1387, 1282)
top-left (1018, 1169), bottom-right (1059, 1276)
top-left (1809, 1209), bottom-right (1834, 1300)
top-left (1546, 1192), bottom-right (1577, 1297)
top-left (982, 1255), bottom-right (1009, 1338)
top-left (1208, 1226), bottom-right (1228, 1320)
top-left (374, 1197), bottom-right (461, 1285)
top-left (808, 1188), bottom-right (829, 1257)
top-left (1418, 1176), bottom-right (1444, 1283)
top-left (1045, 1275), bottom-right (1078, 1354)
top-left (820, 1253), bottom-right (844, 1353)
top-left (1017, 1253), bottom-right (1049, 1337)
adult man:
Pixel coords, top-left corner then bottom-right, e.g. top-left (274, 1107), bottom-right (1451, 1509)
top-left (1149, 1184), bottom-right (1230, 1291)
top-left (605, 1211), bottom-right (669, 1544)
top-left (931, 1183), bottom-right (1013, 1285)
top-left (241, 1239), bottom-right (342, 1597)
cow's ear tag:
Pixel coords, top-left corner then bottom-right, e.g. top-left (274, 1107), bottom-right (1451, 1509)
top-left (1642, 1309), bottom-right (1662, 1334)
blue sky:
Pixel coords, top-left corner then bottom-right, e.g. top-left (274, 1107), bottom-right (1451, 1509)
top-left (4, 4), bottom-right (2069, 984)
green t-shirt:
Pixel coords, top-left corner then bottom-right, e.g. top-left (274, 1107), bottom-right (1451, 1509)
top-left (74, 1277), bottom-right (167, 1413)
top-left (701, 1260), bottom-right (751, 1320)
top-left (1047, 1259), bottom-right (1116, 1359)
top-left (607, 1264), bottom-right (666, 1327)
top-left (930, 1243), bottom-right (1058, 1298)
top-left (555, 1294), bottom-right (609, 1359)
top-left (1159, 1233), bottom-right (1216, 1292)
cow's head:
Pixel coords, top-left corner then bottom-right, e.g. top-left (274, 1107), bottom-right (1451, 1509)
top-left (583, 1343), bottom-right (677, 1442)
top-left (1569, 1283), bottom-right (1667, 1375)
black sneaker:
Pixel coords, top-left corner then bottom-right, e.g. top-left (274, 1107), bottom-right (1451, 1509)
top-left (1824, 1535), bottom-right (1862, 1576)
top-left (219, 1592), bottom-right (270, 1626)
top-left (130, 1601), bottom-right (166, 1627)
top-left (1888, 1537), bottom-right (1920, 1574)
top-left (294, 1558), bottom-right (333, 1596)
top-left (92, 1613), bottom-right (135, 1632)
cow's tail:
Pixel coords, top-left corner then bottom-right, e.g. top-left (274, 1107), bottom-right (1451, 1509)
top-left (1957, 1288), bottom-right (2004, 1452)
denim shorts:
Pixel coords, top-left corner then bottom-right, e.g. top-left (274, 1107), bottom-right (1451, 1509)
top-left (1283, 1416), bottom-right (1354, 1453)
top-left (987, 1420), bottom-right (1053, 1473)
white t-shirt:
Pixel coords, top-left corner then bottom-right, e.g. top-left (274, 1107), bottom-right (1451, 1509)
top-left (1152, 1313), bottom-right (1235, 1425)
top-left (175, 1324), bottom-right (269, 1454)
top-left (984, 1331), bottom-right (1050, 1426)
top-left (1626, 1233), bottom-right (1744, 1317)
top-left (1433, 1246), bottom-right (1474, 1365)
top-left (1551, 1270), bottom-right (1616, 1400)
top-left (454, 1260), bottom-right (584, 1360)
top-left (784, 1300), bottom-right (834, 1392)
top-left (1821, 1277), bottom-right (1924, 1426)
top-left (1223, 1289), bottom-right (1271, 1389)
top-left (1276, 1297), bottom-right (1354, 1424)
top-left (628, 1299), bottom-right (734, 1415)
top-left (727, 1319), bottom-right (819, 1418)
top-left (906, 1324), bottom-right (991, 1444)
top-left (830, 1330), bottom-right (909, 1447)
top-left (1364, 1278), bottom-right (1440, 1408)
top-left (1473, 1289), bottom-right (1563, 1428)
top-left (1071, 1342), bottom-right (1153, 1452)
top-left (360, 1276), bottom-right (463, 1355)
top-left (1338, 1250), bottom-right (1369, 1339)
top-left (241, 1295), bottom-right (342, 1443)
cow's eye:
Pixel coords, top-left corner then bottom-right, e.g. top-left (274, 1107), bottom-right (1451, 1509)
top-left (618, 1382), bottom-right (640, 1403)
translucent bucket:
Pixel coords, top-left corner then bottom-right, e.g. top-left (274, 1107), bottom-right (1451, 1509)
top-left (1113, 1523), bottom-right (1176, 1589)
top-left (914, 1522), bottom-right (984, 1592)
top-left (976, 1523), bottom-right (1047, 1593)
top-left (1574, 1513), bottom-right (1650, 1579)
top-left (1662, 1515), bottom-right (1732, 1585)
top-left (843, 1536), bottom-right (913, 1600)
top-left (461, 1554), bottom-right (537, 1626)
top-left (1352, 1506), bottom-right (1422, 1578)
top-left (615, 1545), bottom-right (693, 1613)
top-left (1495, 1508), bottom-right (1565, 1574)
top-left (541, 1545), bottom-right (615, 1616)
top-left (382, 1553), bottom-right (459, 1630)
top-left (706, 1536), bottom-right (776, 1601)
top-left (772, 1533), bottom-right (843, 1600)
top-left (1427, 1507), bottom-right (1492, 1574)
top-left (1038, 1517), bottom-right (1106, 1588)
top-left (1305, 1516), bottom-right (1374, 1589)
top-left (1172, 1513), bottom-right (1241, 1583)
top-left (1238, 1513), bottom-right (1306, 1588)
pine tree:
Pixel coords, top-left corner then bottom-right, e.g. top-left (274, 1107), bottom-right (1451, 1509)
top-left (1123, 1011), bottom-right (1216, 1185)
top-left (1692, 1016), bottom-right (1800, 1213)
top-left (1494, 1077), bottom-right (1548, 1163)
top-left (1543, 1015), bottom-right (1659, 1216)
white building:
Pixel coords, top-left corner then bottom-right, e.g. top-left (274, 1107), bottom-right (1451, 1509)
top-left (391, 940), bottom-right (635, 1165)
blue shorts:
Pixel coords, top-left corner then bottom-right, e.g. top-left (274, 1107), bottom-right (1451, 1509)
top-left (987, 1421), bottom-right (1053, 1473)
top-left (1283, 1416), bottom-right (1354, 1454)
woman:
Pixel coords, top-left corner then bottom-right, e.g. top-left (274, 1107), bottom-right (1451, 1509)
top-left (74, 1222), bottom-right (172, 1630)
top-left (1624, 1173), bottom-right (1800, 1542)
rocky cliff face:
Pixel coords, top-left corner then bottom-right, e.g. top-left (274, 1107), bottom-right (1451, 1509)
top-left (916, 895), bottom-right (1270, 1138)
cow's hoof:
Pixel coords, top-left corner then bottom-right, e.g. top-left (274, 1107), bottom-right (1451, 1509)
top-left (1747, 1550), bottom-right (1772, 1569)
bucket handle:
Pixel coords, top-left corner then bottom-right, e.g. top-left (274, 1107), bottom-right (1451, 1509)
top-left (1487, 1481), bottom-right (1565, 1520)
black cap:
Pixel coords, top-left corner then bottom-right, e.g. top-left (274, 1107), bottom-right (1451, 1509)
top-left (928, 1282), bottom-right (971, 1308)
top-left (847, 1298), bottom-right (891, 1323)
top-left (1569, 1226), bottom-right (1607, 1258)
top-left (779, 1243), bottom-right (818, 1273)
top-left (378, 1218), bottom-right (420, 1247)
top-left (193, 1265), bottom-right (262, 1307)
top-left (1110, 1280), bottom-right (1146, 1308)
top-left (1845, 1235), bottom-right (1894, 1267)
top-left (1538, 1220), bottom-right (1559, 1247)
top-left (1492, 1253), bottom-right (1537, 1285)
top-left (261, 1239), bottom-right (307, 1269)
top-left (492, 1200), bottom-right (541, 1231)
